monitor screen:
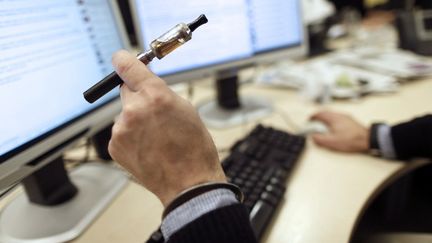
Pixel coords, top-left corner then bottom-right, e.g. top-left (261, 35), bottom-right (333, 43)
top-left (133, 0), bottom-right (303, 76)
top-left (0, 0), bottom-right (124, 160)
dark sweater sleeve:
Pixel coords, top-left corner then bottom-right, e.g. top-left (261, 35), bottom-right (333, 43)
top-left (391, 115), bottom-right (432, 160)
top-left (167, 204), bottom-right (258, 243)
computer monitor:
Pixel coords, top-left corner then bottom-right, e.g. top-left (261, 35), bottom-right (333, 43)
top-left (373, 0), bottom-right (432, 10)
top-left (0, 0), bottom-right (129, 242)
top-left (329, 0), bottom-right (366, 16)
top-left (116, 0), bottom-right (139, 46)
top-left (130, 0), bottom-right (307, 128)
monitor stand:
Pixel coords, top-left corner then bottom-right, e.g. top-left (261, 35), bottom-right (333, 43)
top-left (92, 123), bottom-right (114, 161)
top-left (0, 157), bottom-right (127, 243)
top-left (198, 69), bottom-right (273, 129)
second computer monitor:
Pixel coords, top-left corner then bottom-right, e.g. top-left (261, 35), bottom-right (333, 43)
top-left (130, 0), bottom-right (306, 84)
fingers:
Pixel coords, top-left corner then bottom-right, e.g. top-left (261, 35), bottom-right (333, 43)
top-left (112, 50), bottom-right (155, 92)
top-left (311, 111), bottom-right (338, 125)
top-left (312, 134), bottom-right (338, 150)
top-left (120, 82), bottom-right (136, 104)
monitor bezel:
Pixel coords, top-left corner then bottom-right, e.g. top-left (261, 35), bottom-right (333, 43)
top-left (0, 0), bottom-right (130, 189)
top-left (129, 0), bottom-right (308, 85)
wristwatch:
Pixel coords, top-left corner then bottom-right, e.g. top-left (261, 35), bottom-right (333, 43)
top-left (369, 123), bottom-right (384, 156)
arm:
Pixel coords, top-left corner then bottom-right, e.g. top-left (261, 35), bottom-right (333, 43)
top-left (391, 115), bottom-right (432, 160)
top-left (310, 111), bottom-right (432, 160)
top-left (147, 188), bottom-right (255, 243)
top-left (108, 50), bottom-right (257, 243)
top-left (148, 189), bottom-right (256, 243)
top-left (167, 204), bottom-right (257, 243)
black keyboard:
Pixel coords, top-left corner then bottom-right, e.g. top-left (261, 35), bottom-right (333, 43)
top-left (222, 125), bottom-right (306, 240)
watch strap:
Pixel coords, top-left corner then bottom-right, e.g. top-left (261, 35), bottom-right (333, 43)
top-left (369, 123), bottom-right (384, 156)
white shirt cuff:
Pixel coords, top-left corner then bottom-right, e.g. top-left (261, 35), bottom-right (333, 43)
top-left (377, 124), bottom-right (397, 159)
top-left (160, 188), bottom-right (238, 241)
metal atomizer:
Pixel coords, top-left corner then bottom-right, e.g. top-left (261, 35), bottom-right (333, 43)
top-left (83, 14), bottom-right (208, 104)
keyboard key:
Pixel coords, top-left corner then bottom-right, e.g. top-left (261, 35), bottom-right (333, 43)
top-left (274, 169), bottom-right (288, 180)
top-left (257, 181), bottom-right (266, 189)
top-left (226, 169), bottom-right (237, 178)
top-left (250, 200), bottom-right (274, 239)
top-left (249, 174), bottom-right (260, 183)
top-left (260, 192), bottom-right (279, 206)
top-left (248, 193), bottom-right (260, 204)
top-left (233, 178), bottom-right (244, 186)
top-left (244, 180), bottom-right (254, 189)
top-left (269, 177), bottom-right (283, 186)
top-left (250, 160), bottom-right (259, 168)
top-left (238, 172), bottom-right (249, 180)
top-left (262, 167), bottom-right (275, 182)
top-left (265, 185), bottom-right (285, 198)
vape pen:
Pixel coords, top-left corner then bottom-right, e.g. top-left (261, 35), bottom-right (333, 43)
top-left (83, 14), bottom-right (208, 104)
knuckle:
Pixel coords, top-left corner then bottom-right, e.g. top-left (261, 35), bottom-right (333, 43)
top-left (150, 92), bottom-right (173, 109)
top-left (122, 106), bottom-right (140, 124)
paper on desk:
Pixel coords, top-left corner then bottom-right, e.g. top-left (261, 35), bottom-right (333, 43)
top-left (255, 59), bottom-right (399, 102)
top-left (330, 47), bottom-right (432, 79)
top-left (302, 0), bottom-right (335, 25)
top-left (254, 61), bottom-right (307, 89)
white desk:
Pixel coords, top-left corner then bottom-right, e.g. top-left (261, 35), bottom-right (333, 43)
top-left (2, 77), bottom-right (432, 243)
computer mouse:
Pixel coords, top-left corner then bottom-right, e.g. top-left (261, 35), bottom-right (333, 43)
top-left (299, 121), bottom-right (330, 135)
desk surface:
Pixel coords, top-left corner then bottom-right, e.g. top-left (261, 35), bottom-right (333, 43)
top-left (2, 77), bottom-right (432, 243)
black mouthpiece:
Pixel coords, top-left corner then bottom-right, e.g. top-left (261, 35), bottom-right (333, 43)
top-left (188, 14), bottom-right (208, 32)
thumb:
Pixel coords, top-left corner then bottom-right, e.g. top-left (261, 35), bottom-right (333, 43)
top-left (112, 50), bottom-right (157, 92)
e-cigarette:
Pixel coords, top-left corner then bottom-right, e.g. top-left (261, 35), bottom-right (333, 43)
top-left (83, 14), bottom-right (208, 103)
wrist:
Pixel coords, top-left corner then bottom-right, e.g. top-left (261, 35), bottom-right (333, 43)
top-left (158, 171), bottom-right (228, 207)
top-left (160, 188), bottom-right (239, 241)
top-left (162, 182), bottom-right (244, 219)
top-left (351, 126), bottom-right (370, 153)
top-left (360, 127), bottom-right (371, 152)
